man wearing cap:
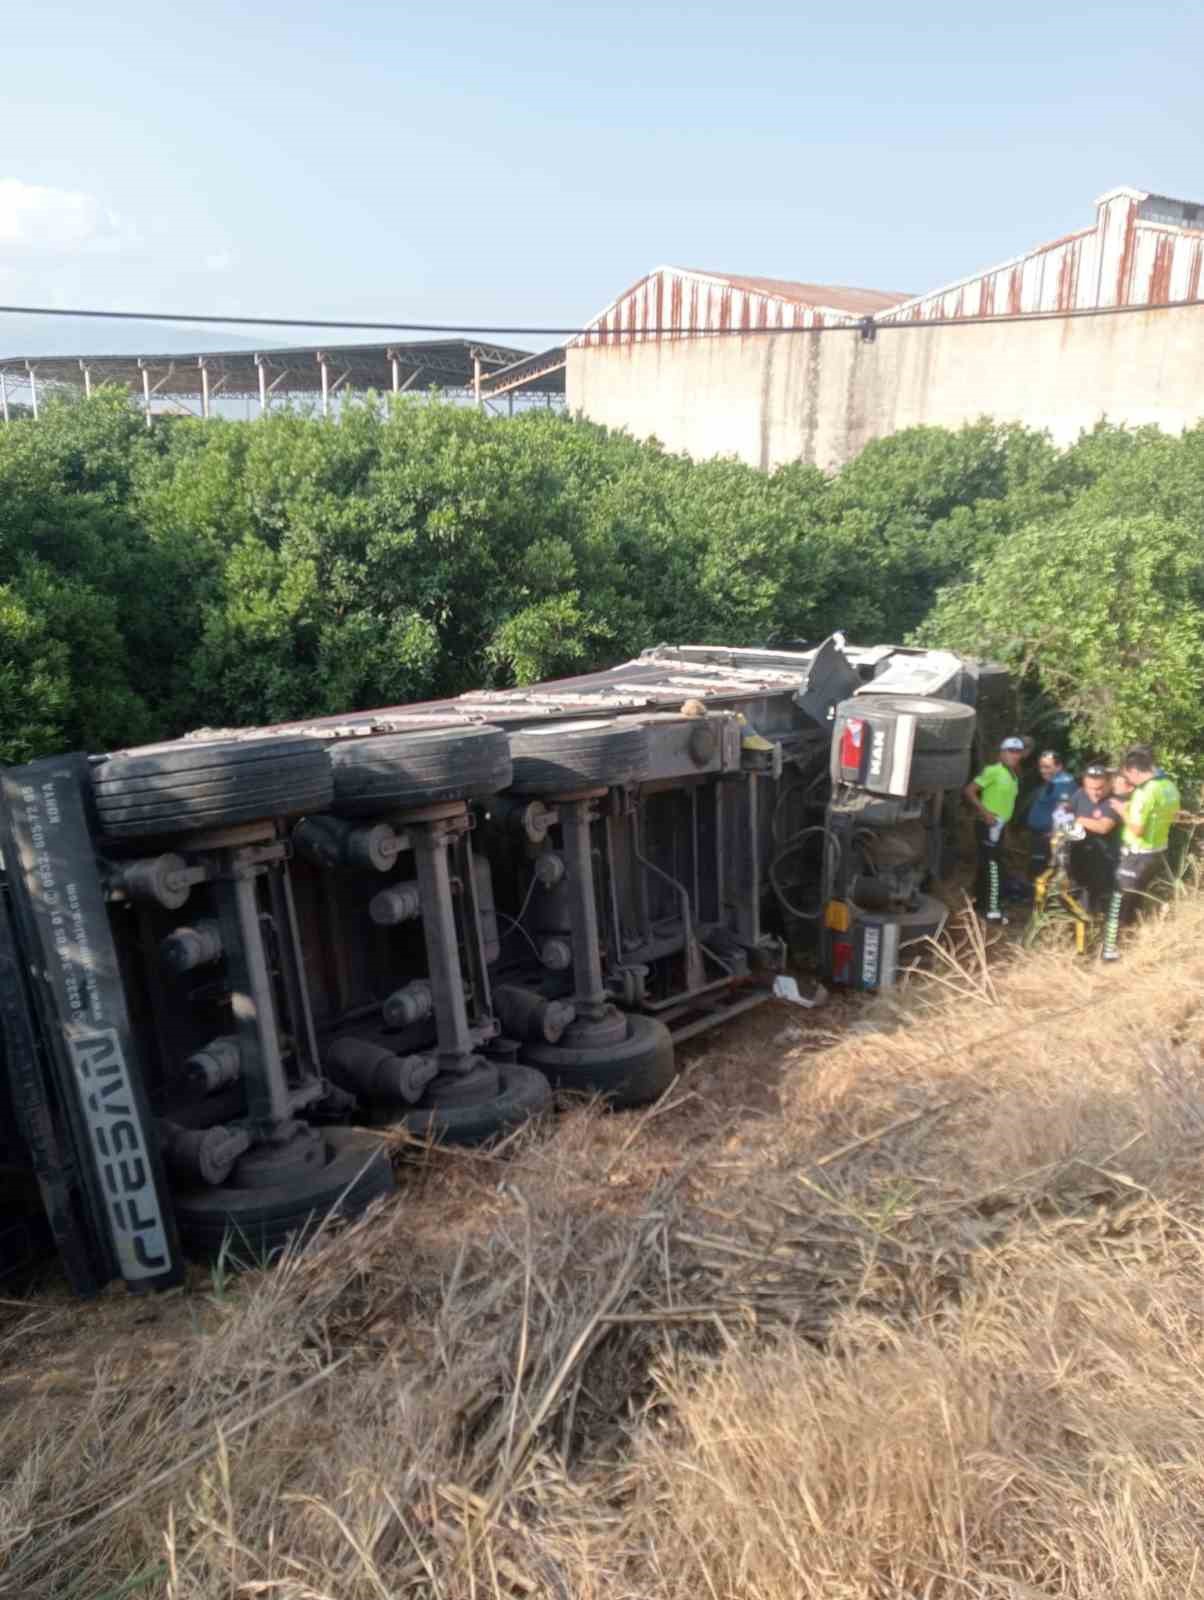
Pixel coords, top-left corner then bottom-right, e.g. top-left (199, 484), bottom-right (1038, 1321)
top-left (1069, 764), bottom-right (1121, 915)
top-left (1101, 746), bottom-right (1180, 960)
top-left (964, 736), bottom-right (1029, 922)
top-left (1024, 750), bottom-right (1078, 879)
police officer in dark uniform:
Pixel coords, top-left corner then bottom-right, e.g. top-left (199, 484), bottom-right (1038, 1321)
top-left (1069, 763), bottom-right (1120, 914)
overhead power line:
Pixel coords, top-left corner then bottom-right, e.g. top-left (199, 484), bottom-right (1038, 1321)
top-left (0, 296), bottom-right (1199, 342)
top-left (0, 303), bottom-right (585, 337)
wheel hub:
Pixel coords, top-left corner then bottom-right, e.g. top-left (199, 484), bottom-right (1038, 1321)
top-left (231, 1125), bottom-right (325, 1189)
top-left (424, 1057), bottom-right (501, 1107)
top-left (562, 1004), bottom-right (628, 1050)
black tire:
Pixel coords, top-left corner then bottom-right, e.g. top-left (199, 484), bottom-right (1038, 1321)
top-left (509, 719), bottom-right (650, 795)
top-left (93, 736), bottom-right (332, 839)
top-left (523, 1013), bottom-right (675, 1108)
top-left (386, 1062), bottom-right (552, 1146)
top-left (910, 748), bottom-right (972, 790)
top-left (838, 794), bottom-right (904, 827)
top-left (846, 695), bottom-right (976, 752)
top-left (171, 1128), bottom-right (394, 1261)
top-left (328, 726), bottom-right (512, 816)
top-left (853, 893), bottom-right (949, 954)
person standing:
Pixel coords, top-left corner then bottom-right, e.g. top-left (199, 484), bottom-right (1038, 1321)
top-left (964, 736), bottom-right (1029, 922)
top-left (1024, 750), bottom-right (1078, 878)
top-left (1069, 763), bottom-right (1121, 914)
top-left (1101, 747), bottom-right (1181, 961)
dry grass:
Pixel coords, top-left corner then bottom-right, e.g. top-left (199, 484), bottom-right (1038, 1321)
top-left (4, 890), bottom-right (1204, 1598)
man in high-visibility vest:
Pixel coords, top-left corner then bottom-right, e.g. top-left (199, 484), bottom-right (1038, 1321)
top-left (1101, 746), bottom-right (1180, 962)
top-left (964, 735), bottom-right (1030, 923)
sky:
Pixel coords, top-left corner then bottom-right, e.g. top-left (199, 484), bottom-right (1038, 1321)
top-left (2, 0), bottom-right (1203, 352)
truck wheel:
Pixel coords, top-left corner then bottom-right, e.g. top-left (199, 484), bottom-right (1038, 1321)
top-left (834, 696), bottom-right (974, 793)
top-left (854, 893), bottom-right (950, 954)
top-left (847, 695), bottom-right (976, 751)
top-left (328, 726), bottom-right (512, 816)
top-left (908, 748), bottom-right (972, 790)
top-left (508, 719), bottom-right (650, 794)
top-left (171, 1128), bottom-right (394, 1261)
top-left (523, 1014), bottom-right (675, 1108)
top-left (387, 1062), bottom-right (552, 1146)
top-left (893, 893), bottom-right (950, 947)
top-left (92, 736), bottom-right (333, 839)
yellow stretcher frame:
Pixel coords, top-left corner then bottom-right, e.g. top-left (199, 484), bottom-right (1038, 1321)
top-left (1031, 852), bottom-right (1093, 954)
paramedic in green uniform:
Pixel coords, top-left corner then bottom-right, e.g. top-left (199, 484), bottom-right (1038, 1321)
top-left (1101, 746), bottom-right (1180, 961)
top-left (964, 736), bottom-right (1029, 922)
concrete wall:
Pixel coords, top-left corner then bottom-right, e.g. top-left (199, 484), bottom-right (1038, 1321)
top-left (566, 304), bottom-right (1204, 471)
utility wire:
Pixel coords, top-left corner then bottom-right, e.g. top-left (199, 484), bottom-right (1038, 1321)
top-left (0, 295), bottom-right (1200, 342)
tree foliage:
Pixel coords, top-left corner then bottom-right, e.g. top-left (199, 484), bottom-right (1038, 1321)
top-left (0, 392), bottom-right (1199, 786)
top-left (919, 426), bottom-right (1204, 783)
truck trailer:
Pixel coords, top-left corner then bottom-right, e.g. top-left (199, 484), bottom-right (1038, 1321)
top-left (0, 635), bottom-right (1006, 1294)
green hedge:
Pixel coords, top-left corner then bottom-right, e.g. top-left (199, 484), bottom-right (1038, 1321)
top-left (1, 391), bottom-right (1201, 785)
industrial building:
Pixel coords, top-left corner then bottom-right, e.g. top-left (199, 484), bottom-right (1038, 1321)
top-left (568, 186), bottom-right (1204, 470)
top-left (576, 268), bottom-right (909, 344)
top-left (4, 185), bottom-right (1200, 460)
top-left (0, 337), bottom-right (565, 422)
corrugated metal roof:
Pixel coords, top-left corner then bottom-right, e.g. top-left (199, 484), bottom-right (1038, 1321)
top-left (576, 264), bottom-right (909, 346)
top-left (0, 338), bottom-right (553, 406)
top-left (578, 186), bottom-right (1204, 352)
top-left (879, 187), bottom-right (1204, 323)
top-left (10, 339), bottom-right (536, 391)
top-left (682, 272), bottom-right (910, 314)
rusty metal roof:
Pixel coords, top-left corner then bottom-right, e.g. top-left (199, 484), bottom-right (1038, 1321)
top-left (879, 186), bottom-right (1204, 324)
top-left (478, 346), bottom-right (566, 398)
top-left (681, 272), bottom-right (910, 314)
top-left (579, 185), bottom-right (1204, 347)
top-left (576, 265), bottom-right (912, 345)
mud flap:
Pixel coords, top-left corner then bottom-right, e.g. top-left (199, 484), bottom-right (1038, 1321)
top-left (0, 756), bottom-right (182, 1292)
top-left (0, 882), bottom-right (98, 1289)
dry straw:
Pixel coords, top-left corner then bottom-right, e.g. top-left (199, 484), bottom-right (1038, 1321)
top-left (4, 887), bottom-right (1204, 1598)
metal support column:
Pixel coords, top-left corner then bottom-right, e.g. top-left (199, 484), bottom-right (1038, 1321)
top-left (79, 360), bottom-right (92, 400)
top-left (137, 361), bottom-right (173, 429)
top-left (473, 353), bottom-right (482, 411)
top-left (25, 363), bottom-right (38, 421)
top-left (411, 822), bottom-right (476, 1071)
top-left (0, 370), bottom-right (8, 424)
top-left (725, 774), bottom-right (765, 948)
top-left (559, 799), bottom-right (609, 1020)
top-left (319, 353), bottom-right (330, 418)
top-left (256, 353), bottom-right (267, 414)
top-left (507, 391), bottom-right (514, 418)
top-left (199, 358), bottom-right (211, 420)
top-left (386, 351), bottom-right (419, 397)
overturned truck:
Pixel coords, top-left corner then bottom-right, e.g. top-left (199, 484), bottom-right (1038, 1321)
top-left (0, 637), bottom-right (1005, 1293)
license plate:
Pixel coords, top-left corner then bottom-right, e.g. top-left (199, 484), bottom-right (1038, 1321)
top-left (68, 1027), bottom-right (171, 1279)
